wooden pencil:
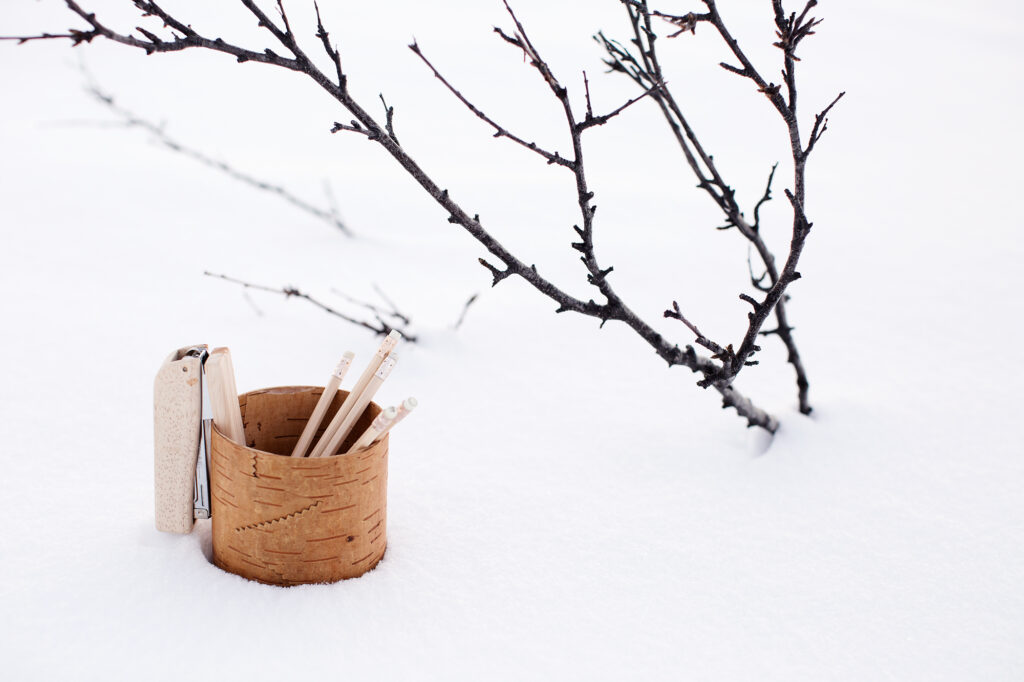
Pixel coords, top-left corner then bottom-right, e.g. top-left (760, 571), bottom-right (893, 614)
top-left (308, 330), bottom-right (400, 457)
top-left (373, 396), bottom-right (417, 443)
top-left (290, 351), bottom-right (354, 458)
top-left (349, 406), bottom-right (398, 452)
top-left (313, 353), bottom-right (398, 457)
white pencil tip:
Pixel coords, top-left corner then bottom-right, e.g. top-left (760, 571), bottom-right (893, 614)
top-left (403, 397), bottom-right (418, 410)
top-left (387, 330), bottom-right (402, 341)
top-left (343, 350), bottom-right (355, 359)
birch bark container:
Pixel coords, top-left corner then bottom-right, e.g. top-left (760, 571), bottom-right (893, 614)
top-left (210, 386), bottom-right (388, 586)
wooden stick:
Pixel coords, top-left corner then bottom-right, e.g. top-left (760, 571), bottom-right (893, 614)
top-left (205, 347), bottom-right (245, 445)
top-left (373, 396), bottom-right (417, 443)
top-left (313, 353), bottom-right (398, 457)
top-left (349, 406), bottom-right (397, 452)
top-left (308, 330), bottom-right (400, 457)
top-left (290, 351), bottom-right (355, 458)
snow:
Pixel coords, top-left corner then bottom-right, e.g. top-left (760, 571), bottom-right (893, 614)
top-left (1, 0), bottom-right (1022, 679)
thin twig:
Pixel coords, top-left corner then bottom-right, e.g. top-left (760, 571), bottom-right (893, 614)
top-left (371, 283), bottom-right (412, 326)
top-left (452, 292), bottom-right (479, 330)
top-left (204, 271), bottom-right (417, 341)
top-left (664, 301), bottom-right (725, 355)
top-left (82, 82), bottom-right (353, 235)
top-left (805, 90), bottom-right (845, 157)
top-left (0, 32), bottom-right (86, 44)
top-left (378, 93), bottom-right (400, 146)
top-left (331, 285), bottom-right (412, 327)
top-left (409, 41), bottom-right (573, 168)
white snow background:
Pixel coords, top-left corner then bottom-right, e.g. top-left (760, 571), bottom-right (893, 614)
top-left (1, 0), bottom-right (1022, 679)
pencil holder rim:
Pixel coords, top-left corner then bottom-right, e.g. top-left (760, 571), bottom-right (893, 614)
top-left (227, 385), bottom-right (388, 459)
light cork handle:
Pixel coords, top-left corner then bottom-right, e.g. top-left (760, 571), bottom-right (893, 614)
top-left (153, 346), bottom-right (204, 534)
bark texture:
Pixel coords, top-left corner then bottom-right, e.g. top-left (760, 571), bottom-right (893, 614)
top-left (211, 387), bottom-right (388, 586)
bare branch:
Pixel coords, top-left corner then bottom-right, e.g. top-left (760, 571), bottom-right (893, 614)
top-left (751, 163), bottom-right (778, 232)
top-left (17, 0), bottom-right (787, 431)
top-left (330, 286), bottom-right (412, 328)
top-left (498, 1), bottom-right (562, 96)
top-left (698, 0), bottom-right (792, 120)
top-left (720, 385), bottom-right (778, 431)
top-left (739, 293), bottom-right (761, 311)
top-left (0, 32), bottom-right (93, 44)
top-left (452, 292), bottom-right (479, 330)
top-left (664, 301), bottom-right (725, 355)
top-left (61, 0), bottom-right (300, 66)
top-left (330, 120), bottom-right (373, 137)
top-left (408, 41), bottom-right (573, 169)
top-left (82, 81), bottom-right (352, 235)
top-left (371, 283), bottom-right (412, 326)
top-left (478, 257), bottom-right (513, 286)
top-left (492, 3), bottom-right (623, 317)
top-left (582, 70), bottom-right (594, 119)
top-left (651, 10), bottom-right (710, 37)
top-left (576, 81), bottom-right (661, 132)
top-left (313, 1), bottom-right (344, 85)
top-left (747, 245), bottom-right (771, 292)
top-left (204, 271), bottom-right (417, 341)
top-left (602, 0), bottom-right (832, 415)
top-left (718, 61), bottom-right (748, 77)
top-left (377, 93), bottom-right (400, 145)
top-left (804, 91), bottom-right (845, 157)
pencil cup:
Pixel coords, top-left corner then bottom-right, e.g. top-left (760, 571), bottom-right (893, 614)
top-left (209, 386), bottom-right (388, 586)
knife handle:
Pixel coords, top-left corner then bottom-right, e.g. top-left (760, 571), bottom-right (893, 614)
top-left (154, 346), bottom-right (205, 533)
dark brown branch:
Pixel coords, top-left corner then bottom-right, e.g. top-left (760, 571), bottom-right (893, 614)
top-left (664, 301), bottom-right (725, 355)
top-left (59, 0), bottom-right (300, 65)
top-left (313, 2), bottom-right (343, 85)
top-left (576, 82), bottom-right (660, 132)
top-left (804, 91), bottom-right (845, 157)
top-left (718, 61), bottom-right (748, 77)
top-left (654, 11), bottom-right (708, 37)
top-left (378, 93), bottom-right (400, 146)
top-left (204, 271), bottom-right (416, 341)
top-left (331, 120), bottom-right (373, 137)
top-left (497, 1), bottom-right (561, 96)
top-left (602, 0), bottom-right (833, 415)
top-left (582, 71), bottom-right (594, 119)
top-left (751, 163), bottom-right (778, 232)
top-left (17, 0), bottom-right (781, 431)
top-left (488, 5), bottom-right (777, 429)
top-left (408, 41), bottom-right (573, 169)
top-left (478, 257), bottom-right (513, 286)
top-left (699, 0), bottom-right (792, 122)
top-left (0, 32), bottom-right (90, 44)
top-left (771, 0), bottom-right (823, 112)
top-left (503, 6), bottom-right (625, 323)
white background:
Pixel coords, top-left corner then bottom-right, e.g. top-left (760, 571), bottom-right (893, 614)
top-left (1, 1), bottom-right (1022, 679)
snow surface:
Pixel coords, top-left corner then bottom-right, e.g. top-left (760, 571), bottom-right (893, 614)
top-left (1, 0), bottom-right (1022, 679)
